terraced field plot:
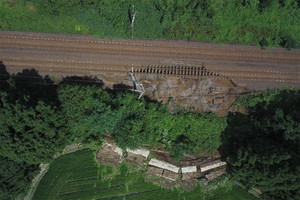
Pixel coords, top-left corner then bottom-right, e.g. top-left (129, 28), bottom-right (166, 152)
top-left (32, 149), bottom-right (257, 200)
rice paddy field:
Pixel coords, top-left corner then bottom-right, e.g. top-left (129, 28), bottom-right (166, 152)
top-left (32, 149), bottom-right (258, 200)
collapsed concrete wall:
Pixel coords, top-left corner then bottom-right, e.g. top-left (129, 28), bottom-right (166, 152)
top-left (126, 148), bottom-right (150, 167)
top-left (149, 159), bottom-right (180, 173)
top-left (148, 158), bottom-right (180, 181)
top-left (200, 159), bottom-right (226, 172)
top-left (96, 142), bottom-right (227, 189)
top-left (181, 166), bottom-right (198, 181)
top-left (205, 168), bottom-right (227, 181)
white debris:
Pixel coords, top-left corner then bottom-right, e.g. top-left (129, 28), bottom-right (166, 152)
top-left (126, 148), bottom-right (150, 158)
top-left (113, 146), bottom-right (123, 156)
top-left (149, 158), bottom-right (180, 173)
top-left (181, 166), bottom-right (197, 173)
top-left (104, 142), bottom-right (113, 147)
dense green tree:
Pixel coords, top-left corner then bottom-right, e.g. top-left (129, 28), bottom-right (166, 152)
top-left (111, 92), bottom-right (227, 160)
top-left (85, 100), bottom-right (121, 142)
top-left (223, 88), bottom-right (300, 200)
top-left (35, 0), bottom-right (99, 15)
top-left (155, 112), bottom-right (227, 161)
top-left (58, 84), bottom-right (111, 142)
top-left (0, 155), bottom-right (39, 200)
top-left (0, 92), bottom-right (68, 164)
top-left (228, 137), bottom-right (299, 200)
top-left (111, 92), bottom-right (148, 149)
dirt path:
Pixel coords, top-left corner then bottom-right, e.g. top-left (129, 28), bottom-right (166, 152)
top-left (0, 30), bottom-right (299, 90)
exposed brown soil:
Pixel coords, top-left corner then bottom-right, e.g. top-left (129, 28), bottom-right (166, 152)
top-left (146, 166), bottom-right (163, 177)
top-left (126, 152), bottom-right (148, 168)
top-left (161, 170), bottom-right (179, 181)
top-left (96, 143), bottom-right (123, 168)
top-left (181, 180), bottom-right (197, 191)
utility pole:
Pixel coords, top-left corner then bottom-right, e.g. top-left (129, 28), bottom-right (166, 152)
top-left (128, 68), bottom-right (145, 99)
top-left (130, 5), bottom-right (136, 39)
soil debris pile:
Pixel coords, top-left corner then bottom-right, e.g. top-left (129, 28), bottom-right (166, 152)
top-left (96, 142), bottom-right (123, 168)
top-left (98, 72), bottom-right (248, 116)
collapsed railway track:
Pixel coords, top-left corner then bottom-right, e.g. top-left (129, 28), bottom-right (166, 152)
top-left (133, 65), bottom-right (299, 83)
top-left (0, 31), bottom-right (299, 90)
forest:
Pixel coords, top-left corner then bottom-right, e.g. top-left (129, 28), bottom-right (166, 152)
top-left (0, 67), bottom-right (299, 200)
top-left (0, 0), bottom-right (299, 48)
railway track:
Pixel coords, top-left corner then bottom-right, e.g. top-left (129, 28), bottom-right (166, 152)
top-left (0, 31), bottom-right (299, 89)
top-left (1, 32), bottom-right (300, 63)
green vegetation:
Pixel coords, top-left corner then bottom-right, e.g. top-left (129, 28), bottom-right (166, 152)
top-left (1, 0), bottom-right (299, 48)
top-left (0, 69), bottom-right (298, 200)
top-left (0, 74), bottom-right (226, 163)
top-left (0, 73), bottom-right (226, 198)
top-left (0, 75), bottom-right (68, 164)
top-left (233, 87), bottom-right (299, 110)
top-left (57, 83), bottom-right (227, 161)
top-left (110, 92), bottom-right (227, 161)
top-left (57, 84), bottom-right (113, 143)
top-left (208, 186), bottom-right (258, 200)
top-left (222, 88), bottom-right (300, 200)
top-left (0, 96), bottom-right (68, 164)
top-left (33, 149), bottom-right (257, 200)
top-left (0, 156), bottom-right (39, 200)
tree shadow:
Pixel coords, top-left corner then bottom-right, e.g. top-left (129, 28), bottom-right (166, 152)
top-left (1, 65), bottom-right (162, 108)
top-left (218, 88), bottom-right (300, 194)
top-left (280, 35), bottom-right (297, 50)
top-left (60, 76), bottom-right (104, 87)
top-left (112, 83), bottom-right (131, 92)
top-left (0, 61), bottom-right (10, 90)
top-left (218, 112), bottom-right (257, 158)
top-left (0, 66), bottom-right (58, 106)
top-left (0, 61), bottom-right (9, 76)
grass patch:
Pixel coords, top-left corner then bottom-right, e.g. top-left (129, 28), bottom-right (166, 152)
top-left (210, 186), bottom-right (259, 200)
top-left (33, 149), bottom-right (258, 200)
top-left (1, 0), bottom-right (299, 48)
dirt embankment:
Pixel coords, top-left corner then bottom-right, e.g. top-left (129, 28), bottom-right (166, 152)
top-left (138, 74), bottom-right (248, 116)
top-left (95, 72), bottom-right (248, 116)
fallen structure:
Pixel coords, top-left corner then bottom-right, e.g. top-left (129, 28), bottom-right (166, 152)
top-left (181, 166), bottom-right (198, 181)
top-left (96, 142), bottom-right (227, 188)
top-left (199, 159), bottom-right (226, 172)
top-left (126, 148), bottom-right (150, 167)
top-left (205, 168), bottom-right (226, 181)
top-left (149, 159), bottom-right (180, 173)
top-left (148, 159), bottom-right (180, 181)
